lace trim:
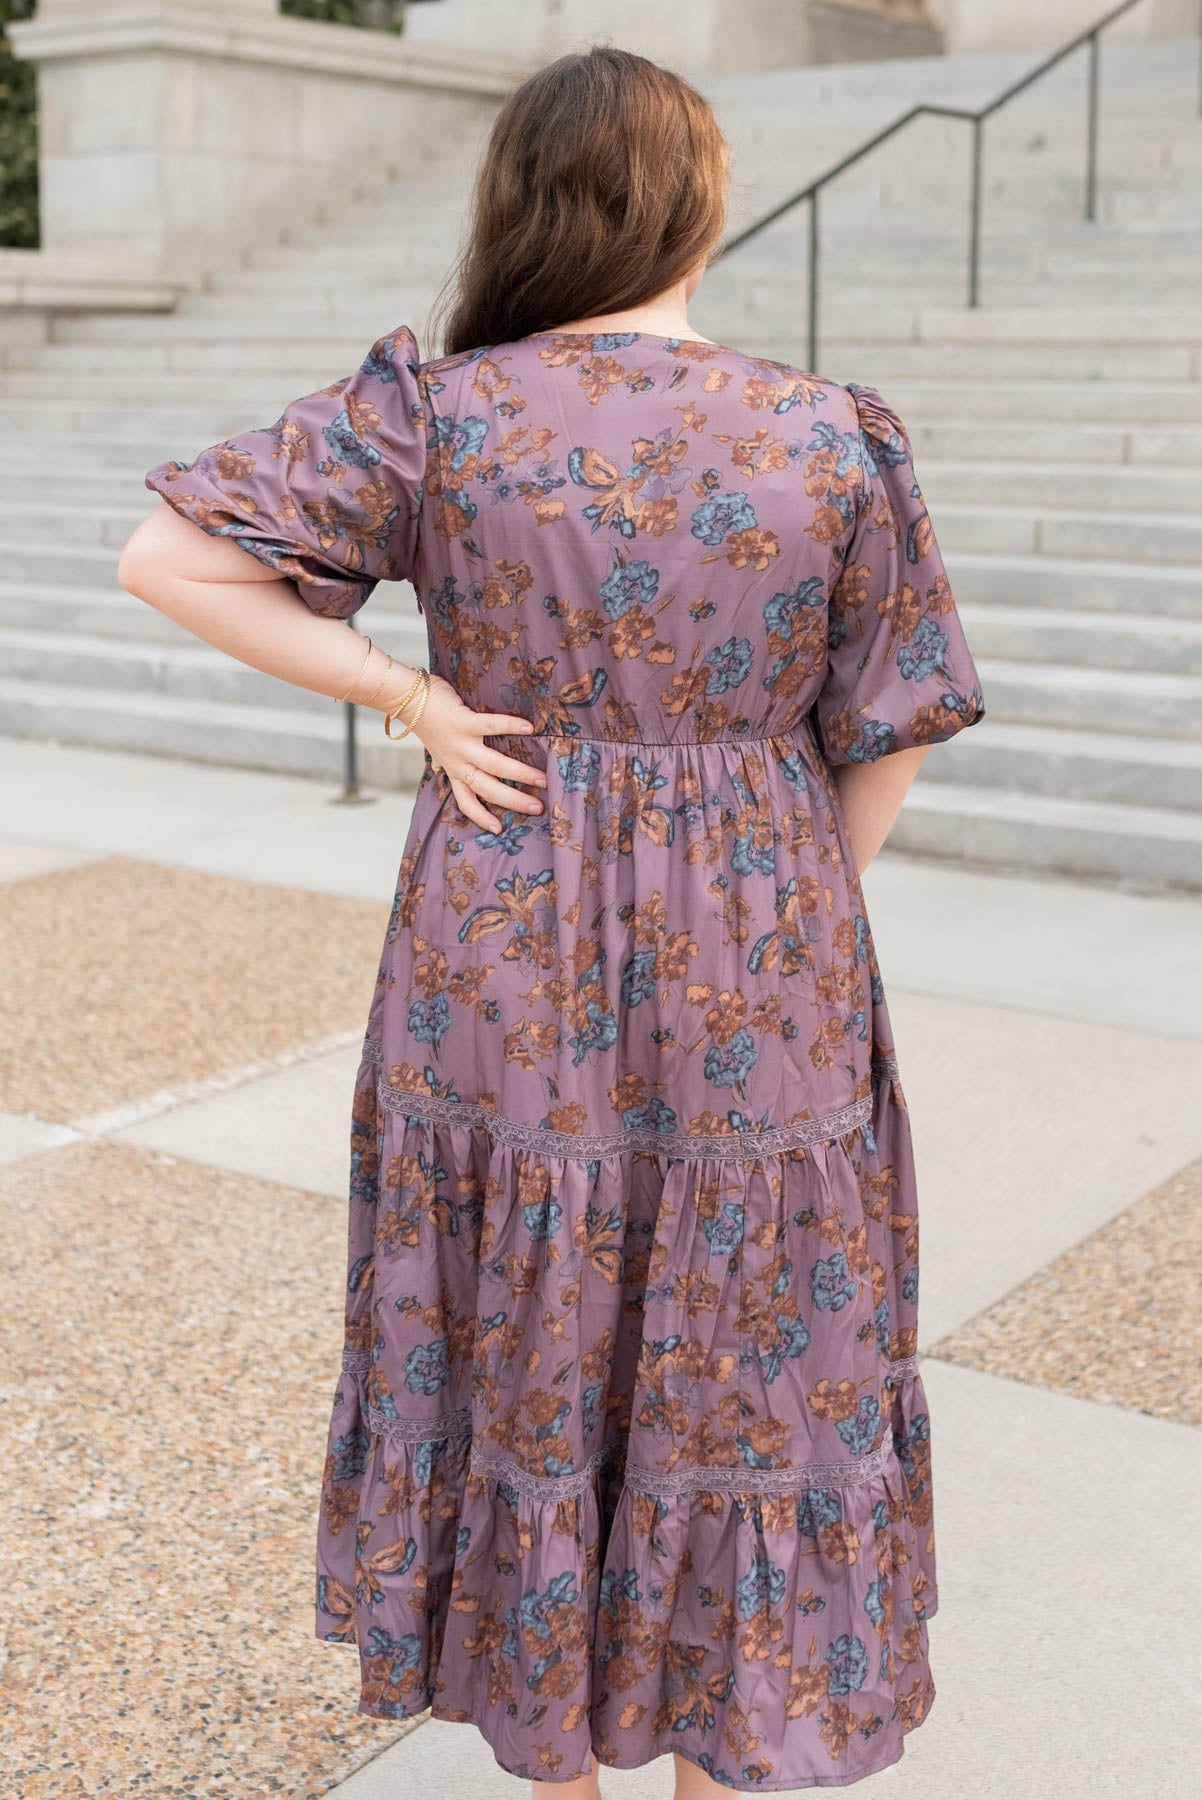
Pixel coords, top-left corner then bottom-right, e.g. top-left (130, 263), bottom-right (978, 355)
top-left (469, 1439), bottom-right (894, 1496)
top-left (376, 1084), bottom-right (877, 1158)
top-left (625, 1438), bottom-right (893, 1495)
top-left (346, 1381), bottom-right (919, 1494)
top-left (469, 1441), bottom-right (623, 1500)
top-left (367, 1403), bottom-right (473, 1443)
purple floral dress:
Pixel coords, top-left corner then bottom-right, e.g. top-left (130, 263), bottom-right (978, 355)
top-left (146, 325), bottom-right (985, 1792)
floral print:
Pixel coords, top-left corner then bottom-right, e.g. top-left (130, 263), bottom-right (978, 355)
top-left (145, 324), bottom-right (985, 1790)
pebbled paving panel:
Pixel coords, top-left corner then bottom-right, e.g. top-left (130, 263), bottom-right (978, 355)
top-left (927, 1152), bottom-right (1202, 1426)
top-left (0, 855), bottom-right (389, 1125)
top-left (0, 1136), bottom-right (405, 1800)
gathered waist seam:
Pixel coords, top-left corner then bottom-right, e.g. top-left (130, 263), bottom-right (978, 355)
top-left (492, 725), bottom-right (814, 747)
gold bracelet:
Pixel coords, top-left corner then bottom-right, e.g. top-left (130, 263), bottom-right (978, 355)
top-left (384, 668), bottom-right (431, 741)
top-left (383, 668), bottom-right (427, 739)
top-left (335, 634), bottom-right (373, 705)
top-left (360, 651), bottom-right (394, 711)
top-left (407, 669), bottom-right (432, 735)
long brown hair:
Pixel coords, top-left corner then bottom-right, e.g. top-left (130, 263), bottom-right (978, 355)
top-left (434, 46), bottom-right (729, 357)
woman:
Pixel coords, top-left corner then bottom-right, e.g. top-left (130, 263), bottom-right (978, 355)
top-left (119, 45), bottom-right (985, 1798)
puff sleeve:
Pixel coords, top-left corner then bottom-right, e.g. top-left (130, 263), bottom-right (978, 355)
top-left (144, 323), bottom-right (427, 619)
top-left (812, 382), bottom-right (986, 766)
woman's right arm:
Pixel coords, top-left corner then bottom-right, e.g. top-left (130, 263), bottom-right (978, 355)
top-left (118, 503), bottom-right (546, 832)
top-left (832, 747), bottom-right (931, 873)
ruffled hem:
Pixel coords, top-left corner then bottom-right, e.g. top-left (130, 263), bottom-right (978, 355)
top-left (315, 1350), bottom-right (936, 1791)
top-left (314, 1054), bottom-right (937, 1789)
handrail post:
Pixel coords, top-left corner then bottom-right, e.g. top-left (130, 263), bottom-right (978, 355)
top-left (968, 115), bottom-right (984, 308)
top-left (717, 1), bottom-right (1188, 329)
top-left (1085, 29), bottom-right (1101, 221)
top-left (341, 699), bottom-right (362, 803)
top-left (332, 620), bottom-right (375, 806)
top-left (807, 189), bottom-right (820, 370)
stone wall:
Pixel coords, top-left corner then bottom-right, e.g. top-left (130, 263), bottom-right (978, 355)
top-left (402, 0), bottom-right (944, 71)
top-left (7, 0), bottom-right (524, 276)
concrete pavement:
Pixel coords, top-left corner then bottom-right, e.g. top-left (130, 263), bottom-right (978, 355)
top-left (1, 739), bottom-right (1199, 1798)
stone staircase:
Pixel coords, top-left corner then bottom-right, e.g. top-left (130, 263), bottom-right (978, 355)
top-left (1, 36), bottom-right (1200, 886)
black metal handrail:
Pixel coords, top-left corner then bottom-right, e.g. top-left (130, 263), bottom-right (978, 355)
top-left (715, 0), bottom-right (1202, 370)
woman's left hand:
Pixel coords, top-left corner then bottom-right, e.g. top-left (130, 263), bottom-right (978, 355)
top-left (401, 672), bottom-right (547, 833)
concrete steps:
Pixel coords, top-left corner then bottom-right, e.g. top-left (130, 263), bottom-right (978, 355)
top-left (975, 657), bottom-right (1202, 740)
top-left (943, 552), bottom-right (1202, 617)
top-left (920, 460), bottom-right (1200, 513)
top-left (956, 603), bottom-right (1202, 674)
top-left (1, 33), bottom-right (1200, 889)
top-left (887, 779), bottom-right (1202, 891)
top-left (919, 719), bottom-right (1201, 813)
top-left (0, 674), bottom-right (426, 788)
top-left (0, 622), bottom-right (431, 714)
top-left (934, 501), bottom-right (1202, 561)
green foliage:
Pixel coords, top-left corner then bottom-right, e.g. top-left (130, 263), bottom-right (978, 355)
top-left (0, 3), bottom-right (408, 250)
top-left (0, 0), bottom-right (38, 249)
top-left (280, 0), bottom-right (405, 30)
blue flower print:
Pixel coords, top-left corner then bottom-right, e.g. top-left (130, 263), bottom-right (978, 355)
top-left (703, 1028), bottom-right (759, 1089)
top-left (690, 491), bottom-right (757, 547)
top-left (600, 555), bottom-right (659, 619)
top-left (403, 1337), bottom-right (449, 1396)
top-left (321, 408), bottom-right (384, 472)
top-left (620, 949), bottom-right (658, 1007)
top-left (329, 1425), bottom-right (370, 1483)
top-left (518, 1571), bottom-right (579, 1639)
top-left (569, 999), bottom-right (619, 1067)
top-left (836, 1395), bottom-right (880, 1455)
top-left (696, 1756), bottom-right (739, 1788)
top-left (620, 1094), bottom-right (678, 1135)
top-left (358, 333), bottom-right (408, 385)
top-left (599, 1568), bottom-right (641, 1614)
top-left (897, 613), bottom-right (951, 682)
top-left (824, 1633), bottom-right (869, 1695)
top-left (845, 718), bottom-right (897, 763)
top-left (408, 993), bottom-right (450, 1053)
top-left (432, 410), bottom-right (489, 473)
top-left (763, 576), bottom-right (825, 646)
top-left (474, 816), bottom-right (534, 857)
top-left (425, 573), bottom-right (462, 641)
top-left (702, 1200), bottom-right (745, 1257)
top-left (811, 1250), bottom-right (857, 1312)
top-left (806, 419), bottom-right (861, 482)
top-left (704, 636), bottom-right (754, 694)
top-left (863, 1579), bottom-right (886, 1628)
top-left (757, 1311), bottom-right (811, 1383)
top-left (735, 1556), bottom-right (786, 1619)
top-left (774, 745), bottom-right (810, 791)
top-left (523, 1196), bottom-right (564, 1241)
top-left (581, 1381), bottom-right (603, 1434)
top-left (558, 740), bottom-right (602, 791)
top-left (360, 1627), bottom-right (424, 1681)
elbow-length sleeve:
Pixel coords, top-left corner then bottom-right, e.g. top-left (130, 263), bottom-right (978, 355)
top-left (144, 323), bottom-right (427, 619)
top-left (812, 382), bottom-right (986, 766)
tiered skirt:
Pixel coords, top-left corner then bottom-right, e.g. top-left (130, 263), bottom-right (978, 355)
top-left (314, 1037), bottom-right (937, 1791)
